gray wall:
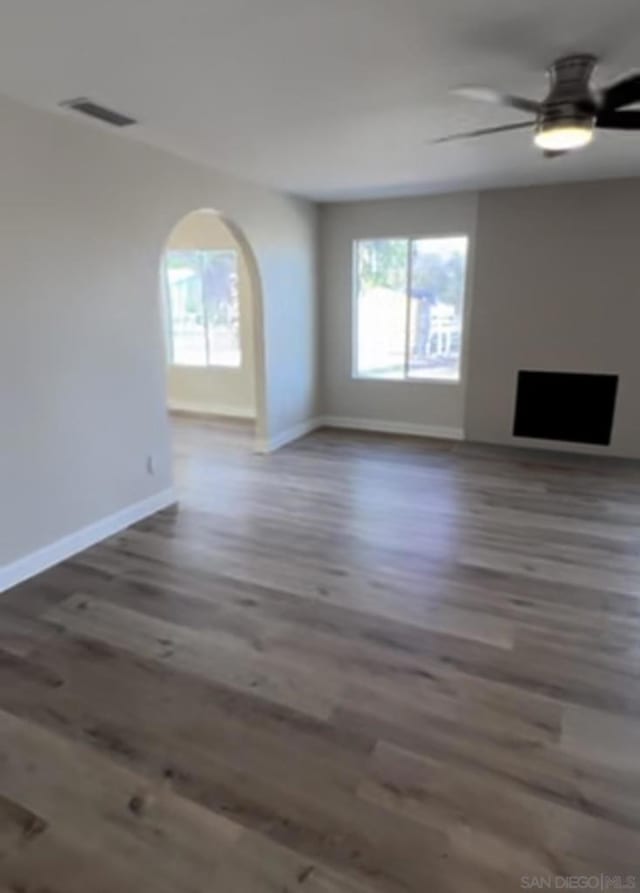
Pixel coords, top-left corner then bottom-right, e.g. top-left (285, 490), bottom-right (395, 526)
top-left (0, 93), bottom-right (317, 571)
top-left (466, 179), bottom-right (640, 458)
top-left (319, 179), bottom-right (640, 459)
top-left (320, 193), bottom-right (479, 436)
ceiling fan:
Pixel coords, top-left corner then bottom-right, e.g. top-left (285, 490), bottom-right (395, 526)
top-left (435, 54), bottom-right (640, 156)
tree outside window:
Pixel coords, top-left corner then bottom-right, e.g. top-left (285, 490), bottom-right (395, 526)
top-left (354, 236), bottom-right (468, 381)
top-left (165, 249), bottom-right (241, 368)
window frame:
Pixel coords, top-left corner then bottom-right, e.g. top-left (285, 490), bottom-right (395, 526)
top-left (164, 247), bottom-right (242, 370)
top-left (351, 233), bottom-right (470, 385)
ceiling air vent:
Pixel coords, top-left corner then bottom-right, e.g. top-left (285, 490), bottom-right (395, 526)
top-left (59, 98), bottom-right (137, 128)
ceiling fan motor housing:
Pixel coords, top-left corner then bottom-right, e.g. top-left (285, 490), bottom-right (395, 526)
top-left (540, 53), bottom-right (597, 128)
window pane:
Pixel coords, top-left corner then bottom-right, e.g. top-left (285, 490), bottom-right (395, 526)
top-left (202, 250), bottom-right (241, 368)
top-left (166, 251), bottom-right (206, 367)
top-left (165, 249), bottom-right (241, 368)
top-left (408, 237), bottom-right (468, 381)
top-left (355, 239), bottom-right (408, 379)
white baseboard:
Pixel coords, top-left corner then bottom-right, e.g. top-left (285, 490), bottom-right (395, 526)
top-left (319, 415), bottom-right (464, 441)
top-left (168, 401), bottom-right (255, 420)
top-left (254, 415), bottom-right (463, 453)
top-left (0, 488), bottom-right (177, 594)
top-left (254, 418), bottom-right (322, 454)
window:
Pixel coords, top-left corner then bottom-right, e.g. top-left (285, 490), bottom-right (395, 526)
top-left (165, 249), bottom-right (241, 367)
top-left (354, 236), bottom-right (468, 382)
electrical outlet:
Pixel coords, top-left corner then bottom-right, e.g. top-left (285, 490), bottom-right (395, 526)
top-left (146, 455), bottom-right (155, 476)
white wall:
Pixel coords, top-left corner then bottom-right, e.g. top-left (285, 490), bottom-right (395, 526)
top-left (466, 178), bottom-right (640, 458)
top-left (165, 211), bottom-right (257, 419)
top-left (0, 93), bottom-right (317, 576)
top-left (319, 193), bottom-right (478, 437)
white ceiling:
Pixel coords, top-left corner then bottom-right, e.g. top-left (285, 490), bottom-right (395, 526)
top-left (2, 0), bottom-right (640, 200)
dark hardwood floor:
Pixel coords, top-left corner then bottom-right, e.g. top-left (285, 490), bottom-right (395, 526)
top-left (1, 416), bottom-right (640, 891)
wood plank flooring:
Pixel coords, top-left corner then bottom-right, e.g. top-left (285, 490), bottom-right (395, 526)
top-left (2, 417), bottom-right (640, 891)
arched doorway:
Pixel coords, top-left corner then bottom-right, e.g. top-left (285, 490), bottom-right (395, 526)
top-left (160, 209), bottom-right (267, 445)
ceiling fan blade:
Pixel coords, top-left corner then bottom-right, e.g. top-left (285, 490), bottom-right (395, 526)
top-left (432, 121), bottom-right (533, 144)
top-left (596, 109), bottom-right (640, 130)
top-left (544, 150), bottom-right (567, 159)
top-left (601, 73), bottom-right (640, 110)
top-left (453, 86), bottom-right (541, 115)
top-left (432, 121), bottom-right (534, 144)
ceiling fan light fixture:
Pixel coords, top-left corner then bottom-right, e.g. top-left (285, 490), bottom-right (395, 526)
top-left (534, 118), bottom-right (594, 152)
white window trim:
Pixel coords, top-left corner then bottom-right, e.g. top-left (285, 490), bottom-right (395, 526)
top-left (351, 234), bottom-right (470, 385)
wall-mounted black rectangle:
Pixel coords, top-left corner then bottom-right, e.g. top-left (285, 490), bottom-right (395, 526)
top-left (513, 371), bottom-right (618, 446)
